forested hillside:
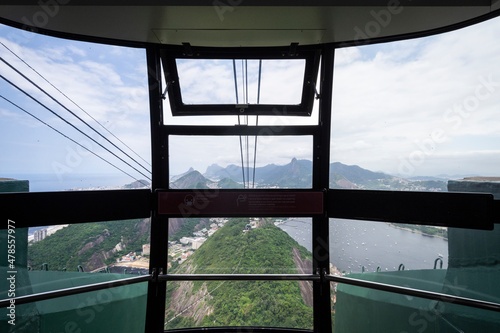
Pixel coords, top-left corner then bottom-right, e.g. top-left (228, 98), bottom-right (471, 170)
top-left (28, 218), bottom-right (150, 272)
top-left (165, 218), bottom-right (313, 329)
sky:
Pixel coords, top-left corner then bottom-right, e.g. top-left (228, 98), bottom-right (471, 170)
top-left (1, 17), bottom-right (499, 191)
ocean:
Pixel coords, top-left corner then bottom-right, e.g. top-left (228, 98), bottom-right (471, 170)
top-left (7, 173), bottom-right (136, 192)
top-left (278, 217), bottom-right (448, 274)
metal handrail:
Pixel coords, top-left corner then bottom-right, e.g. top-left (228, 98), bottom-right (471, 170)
top-left (0, 274), bottom-right (152, 308)
top-left (326, 274), bottom-right (500, 313)
top-left (160, 273), bottom-right (320, 282)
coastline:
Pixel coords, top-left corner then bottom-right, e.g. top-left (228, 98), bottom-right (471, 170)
top-left (112, 259), bottom-right (150, 269)
top-left (387, 223), bottom-right (448, 241)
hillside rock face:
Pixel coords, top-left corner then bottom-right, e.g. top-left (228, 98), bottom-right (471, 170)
top-left (124, 179), bottom-right (150, 188)
top-left (172, 170), bottom-right (212, 189)
top-left (78, 229), bottom-right (110, 256)
top-left (85, 219), bottom-right (151, 271)
top-left (28, 218), bottom-right (151, 272)
top-left (165, 263), bottom-right (214, 326)
top-left (168, 218), bottom-right (184, 236)
top-left (292, 247), bottom-right (313, 307)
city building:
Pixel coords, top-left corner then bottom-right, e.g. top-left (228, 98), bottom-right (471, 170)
top-left (33, 229), bottom-right (47, 243)
top-left (142, 244), bottom-right (151, 256)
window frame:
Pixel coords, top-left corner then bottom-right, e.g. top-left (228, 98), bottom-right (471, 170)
top-left (160, 45), bottom-right (321, 117)
top-left (1, 21), bottom-right (500, 333)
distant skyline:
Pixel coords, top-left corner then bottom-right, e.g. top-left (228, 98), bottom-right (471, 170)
top-left (1, 17), bottom-right (500, 191)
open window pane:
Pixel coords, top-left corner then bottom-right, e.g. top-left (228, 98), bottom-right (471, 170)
top-left (161, 46), bottom-right (319, 117)
top-left (176, 59), bottom-right (305, 105)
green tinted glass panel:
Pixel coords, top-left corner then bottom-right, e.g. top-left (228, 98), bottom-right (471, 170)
top-left (0, 282), bottom-right (147, 333)
top-left (165, 280), bottom-right (313, 330)
top-left (168, 217), bottom-right (312, 275)
top-left (169, 135), bottom-right (313, 189)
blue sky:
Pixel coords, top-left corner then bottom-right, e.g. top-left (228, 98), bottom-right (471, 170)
top-left (1, 17), bottom-right (500, 191)
top-left (0, 25), bottom-right (151, 189)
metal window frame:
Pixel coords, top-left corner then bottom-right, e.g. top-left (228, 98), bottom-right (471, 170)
top-left (160, 45), bottom-right (321, 117)
top-left (0, 38), bottom-right (499, 333)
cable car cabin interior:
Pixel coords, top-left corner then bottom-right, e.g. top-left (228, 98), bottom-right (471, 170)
top-left (1, 1), bottom-right (500, 332)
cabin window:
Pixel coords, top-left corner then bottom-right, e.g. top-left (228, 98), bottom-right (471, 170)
top-left (0, 24), bottom-right (151, 192)
top-left (168, 135), bottom-right (313, 189)
top-left (0, 23), bottom-right (151, 333)
top-left (329, 16), bottom-right (500, 332)
top-left (331, 19), bottom-right (500, 187)
top-left (1, 9), bottom-right (500, 333)
top-left (160, 46), bottom-right (320, 117)
top-left (176, 59), bottom-right (305, 106)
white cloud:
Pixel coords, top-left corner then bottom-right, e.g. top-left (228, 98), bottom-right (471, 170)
top-left (331, 17), bottom-right (500, 177)
top-left (0, 28), bottom-right (151, 180)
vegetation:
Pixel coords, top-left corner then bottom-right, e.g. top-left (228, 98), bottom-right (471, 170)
top-left (187, 218), bottom-right (311, 274)
top-left (217, 177), bottom-right (243, 189)
top-left (165, 218), bottom-right (313, 329)
top-left (390, 223), bottom-right (448, 239)
top-left (28, 219), bottom-right (150, 272)
top-left (169, 218), bottom-right (205, 242)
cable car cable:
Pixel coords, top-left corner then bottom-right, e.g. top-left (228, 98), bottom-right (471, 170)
top-left (0, 73), bottom-right (152, 181)
top-left (252, 59), bottom-right (262, 189)
top-left (0, 41), bottom-right (151, 168)
top-left (234, 59), bottom-right (246, 188)
top-left (0, 94), bottom-right (148, 186)
top-left (0, 56), bottom-right (151, 175)
top-left (245, 59), bottom-right (250, 188)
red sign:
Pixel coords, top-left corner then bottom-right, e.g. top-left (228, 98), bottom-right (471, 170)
top-left (158, 190), bottom-right (323, 216)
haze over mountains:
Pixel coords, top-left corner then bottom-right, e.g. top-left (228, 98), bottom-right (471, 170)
top-left (171, 159), bottom-right (447, 191)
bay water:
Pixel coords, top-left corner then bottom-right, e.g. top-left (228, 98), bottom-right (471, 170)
top-left (278, 218), bottom-right (448, 274)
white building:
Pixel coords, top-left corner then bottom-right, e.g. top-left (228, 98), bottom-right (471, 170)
top-left (34, 228), bottom-right (47, 242)
top-left (142, 244), bottom-right (150, 256)
top-left (191, 237), bottom-right (206, 250)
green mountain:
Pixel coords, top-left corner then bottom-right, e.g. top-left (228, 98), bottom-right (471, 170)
top-left (329, 162), bottom-right (390, 184)
top-left (165, 218), bottom-right (313, 329)
top-left (28, 218), bottom-right (150, 272)
top-left (258, 158), bottom-right (312, 188)
top-left (217, 177), bottom-right (244, 189)
top-left (123, 179), bottom-right (150, 188)
top-left (172, 170), bottom-right (213, 189)
top-left (172, 171), bottom-right (245, 189)
top-left (201, 159), bottom-right (447, 191)
top-left (204, 159), bottom-right (312, 188)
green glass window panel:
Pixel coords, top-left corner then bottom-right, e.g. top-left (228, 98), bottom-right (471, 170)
top-left (0, 219), bottom-right (150, 306)
top-left (168, 217), bottom-right (312, 275)
top-left (169, 135), bottom-right (313, 189)
top-left (0, 282), bottom-right (147, 333)
top-left (165, 280), bottom-right (313, 330)
top-left (334, 284), bottom-right (500, 333)
top-left (329, 218), bottom-right (500, 308)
